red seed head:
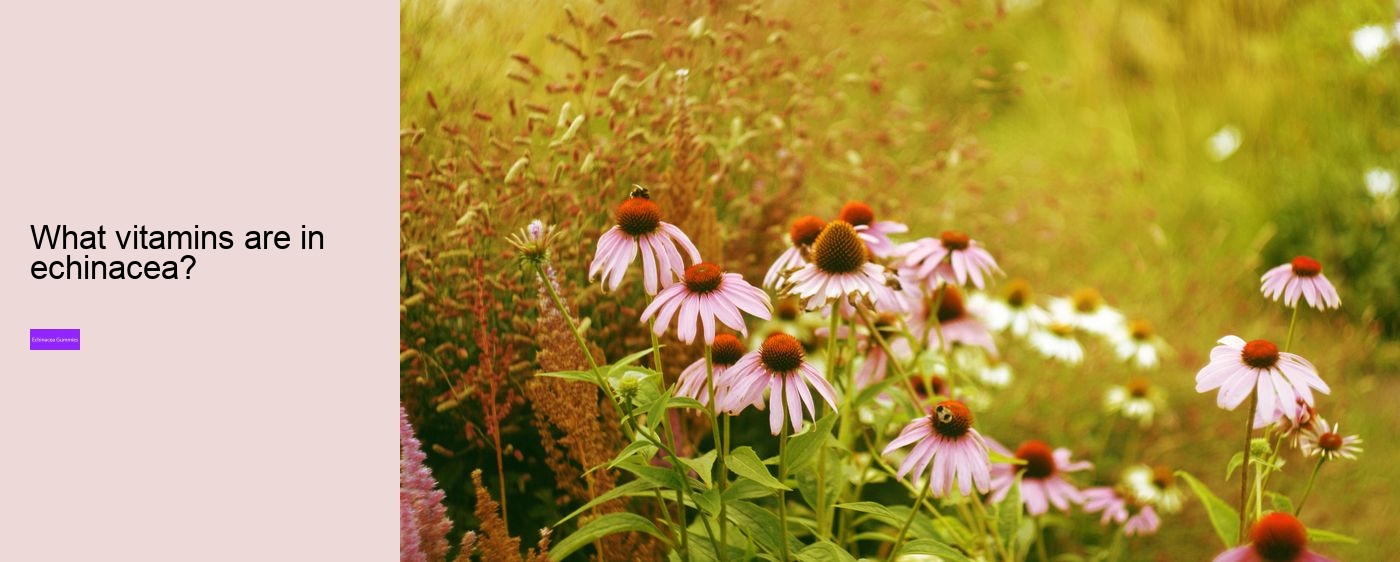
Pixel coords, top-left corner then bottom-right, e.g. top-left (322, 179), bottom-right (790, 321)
top-left (838, 200), bottom-right (876, 227)
top-left (615, 197), bottom-right (662, 236)
top-left (711, 334), bottom-right (746, 366)
top-left (684, 263), bottom-right (723, 293)
top-left (1014, 440), bottom-right (1056, 479)
top-left (759, 332), bottom-right (805, 373)
top-left (1241, 339), bottom-right (1280, 369)
top-left (935, 286), bottom-right (967, 323)
top-left (1290, 256), bottom-right (1322, 277)
top-left (789, 215), bottom-right (826, 246)
top-left (810, 221), bottom-right (867, 274)
top-left (931, 400), bottom-right (974, 438)
top-left (1250, 512), bottom-right (1308, 562)
top-left (940, 230), bottom-right (971, 250)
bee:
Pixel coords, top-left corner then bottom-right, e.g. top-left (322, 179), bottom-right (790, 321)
top-left (630, 184), bottom-right (650, 199)
top-left (935, 404), bottom-right (955, 424)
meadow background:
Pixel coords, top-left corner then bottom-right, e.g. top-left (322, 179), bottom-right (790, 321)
top-left (400, 0), bottom-right (1400, 559)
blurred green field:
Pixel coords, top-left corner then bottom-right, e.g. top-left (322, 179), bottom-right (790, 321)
top-left (402, 0), bottom-right (1400, 559)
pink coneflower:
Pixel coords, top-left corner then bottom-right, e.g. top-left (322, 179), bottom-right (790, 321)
top-left (881, 400), bottom-right (992, 497)
top-left (987, 439), bottom-right (1091, 516)
top-left (764, 215), bottom-right (825, 290)
top-left (787, 221), bottom-right (888, 310)
top-left (1260, 256), bottom-right (1341, 310)
top-left (1213, 512), bottom-right (1335, 562)
top-left (719, 332), bottom-right (838, 434)
top-left (903, 230), bottom-right (1003, 290)
top-left (1253, 397), bottom-right (1317, 444)
top-left (839, 200), bottom-right (908, 258)
top-left (1299, 418), bottom-right (1363, 461)
top-left (854, 314), bottom-right (913, 389)
top-left (909, 285), bottom-right (998, 357)
top-left (676, 334), bottom-right (746, 406)
top-left (641, 262), bottom-right (772, 345)
top-left (1081, 487), bottom-right (1161, 536)
top-left (1195, 336), bottom-right (1330, 421)
top-left (589, 190), bottom-right (702, 295)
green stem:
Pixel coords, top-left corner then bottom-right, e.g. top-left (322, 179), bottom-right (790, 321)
top-left (888, 482), bottom-right (932, 560)
top-left (1284, 304), bottom-right (1301, 353)
top-left (1108, 529), bottom-right (1124, 562)
top-left (821, 310), bottom-right (841, 540)
top-left (705, 345), bottom-right (730, 562)
top-left (970, 492), bottom-right (1007, 561)
top-left (1295, 457), bottom-right (1326, 517)
top-left (778, 380), bottom-right (792, 562)
top-left (1035, 516), bottom-right (1050, 562)
top-left (1239, 389), bottom-right (1258, 544)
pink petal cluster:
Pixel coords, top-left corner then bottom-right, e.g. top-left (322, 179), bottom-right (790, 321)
top-left (402, 406), bottom-right (452, 562)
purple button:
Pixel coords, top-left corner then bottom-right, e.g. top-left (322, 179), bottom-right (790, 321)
top-left (31, 328), bottom-right (80, 350)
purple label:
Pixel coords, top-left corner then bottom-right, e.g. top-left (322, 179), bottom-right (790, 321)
top-left (30, 328), bottom-right (80, 351)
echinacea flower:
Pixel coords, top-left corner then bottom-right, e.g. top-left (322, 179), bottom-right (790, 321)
top-left (881, 400), bottom-right (992, 497)
top-left (1104, 377), bottom-right (1166, 428)
top-left (903, 230), bottom-right (1003, 290)
top-left (1082, 487), bottom-right (1161, 536)
top-left (1260, 256), bottom-right (1341, 310)
top-left (589, 190), bottom-right (702, 295)
top-left (1123, 465), bottom-right (1185, 514)
top-left (1195, 336), bottom-right (1330, 421)
top-left (1109, 319), bottom-right (1168, 369)
top-left (970, 278), bottom-right (1048, 337)
top-left (854, 314), bottom-right (913, 389)
top-left (909, 285), bottom-right (998, 357)
top-left (642, 263), bottom-right (772, 345)
top-left (1027, 322), bottom-right (1084, 365)
top-left (1299, 418), bottom-right (1363, 461)
top-left (764, 215), bottom-right (825, 290)
top-left (786, 221), bottom-right (888, 310)
top-left (987, 439), bottom-right (1092, 516)
top-left (1047, 288), bottom-right (1123, 336)
top-left (1213, 512), bottom-right (1335, 562)
top-left (839, 200), bottom-right (908, 258)
top-left (719, 332), bottom-right (838, 434)
top-left (676, 334), bottom-right (747, 406)
top-left (1256, 398), bottom-right (1318, 445)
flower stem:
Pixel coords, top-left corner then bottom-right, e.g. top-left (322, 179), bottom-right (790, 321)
top-left (888, 482), bottom-right (932, 560)
top-left (822, 309), bottom-right (842, 540)
top-left (1284, 304), bottom-right (1301, 353)
top-left (1295, 457), bottom-right (1326, 517)
top-left (1239, 389), bottom-right (1258, 544)
top-left (705, 345), bottom-right (730, 562)
top-left (777, 380), bottom-right (792, 562)
top-left (1035, 516), bottom-right (1050, 562)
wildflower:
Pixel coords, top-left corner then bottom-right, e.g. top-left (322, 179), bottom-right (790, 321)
top-left (903, 230), bottom-right (1003, 290)
top-left (1104, 377), bottom-right (1166, 427)
top-left (838, 200), bottom-right (908, 258)
top-left (1365, 167), bottom-right (1397, 199)
top-left (881, 400), bottom-right (992, 496)
top-left (970, 278), bottom-right (1048, 337)
top-left (1082, 487), bottom-right (1161, 536)
top-left (720, 332), bottom-right (838, 434)
top-left (676, 334), bottom-right (746, 406)
top-left (1109, 319), bottom-right (1168, 369)
top-left (1027, 322), bottom-right (1083, 365)
top-left (641, 262), bottom-right (772, 344)
top-left (987, 439), bottom-right (1092, 516)
top-left (589, 189), bottom-right (702, 295)
top-left (854, 313), bottom-right (913, 389)
top-left (1048, 288), bottom-right (1123, 336)
top-left (1299, 418), bottom-right (1363, 461)
top-left (1213, 512), bottom-right (1336, 562)
top-left (909, 285), bottom-right (998, 357)
top-left (764, 215), bottom-right (825, 290)
top-left (505, 219), bottom-right (557, 265)
top-left (1123, 465), bottom-right (1185, 514)
top-left (786, 221), bottom-right (888, 310)
top-left (1195, 336), bottom-right (1330, 421)
top-left (1256, 398), bottom-right (1318, 446)
top-left (1260, 256), bottom-right (1341, 310)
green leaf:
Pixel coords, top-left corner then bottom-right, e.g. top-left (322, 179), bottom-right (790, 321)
top-left (722, 478), bottom-right (774, 502)
top-left (536, 368), bottom-right (602, 385)
top-left (1226, 452), bottom-right (1245, 481)
top-left (988, 450), bottom-right (1028, 465)
top-left (996, 476), bottom-right (1022, 554)
top-left (835, 502), bottom-right (902, 526)
top-left (1266, 492), bottom-right (1294, 515)
top-left (643, 385), bottom-right (672, 431)
top-left (550, 512), bottom-right (668, 560)
top-left (681, 450), bottom-right (717, 487)
top-left (727, 500), bottom-right (792, 555)
top-left (850, 375), bottom-right (900, 409)
top-left (607, 439), bottom-right (659, 470)
top-left (729, 446), bottom-right (790, 490)
top-left (667, 396), bottom-right (708, 411)
top-left (557, 479), bottom-right (659, 525)
top-left (1307, 528), bottom-right (1360, 544)
top-left (615, 458), bottom-right (687, 491)
top-left (692, 488), bottom-right (721, 516)
top-left (782, 413), bottom-right (838, 473)
top-left (1177, 470), bottom-right (1239, 548)
top-left (902, 538), bottom-right (973, 562)
top-left (796, 540), bottom-right (857, 562)
top-left (606, 346), bottom-right (658, 376)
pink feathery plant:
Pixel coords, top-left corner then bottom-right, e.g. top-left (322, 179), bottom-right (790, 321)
top-left (401, 406), bottom-right (452, 562)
